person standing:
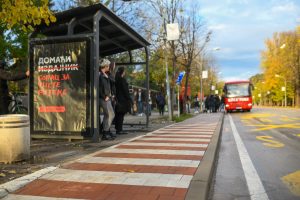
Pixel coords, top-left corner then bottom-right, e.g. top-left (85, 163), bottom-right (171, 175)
top-left (0, 60), bottom-right (29, 115)
top-left (156, 92), bottom-right (166, 116)
top-left (99, 59), bottom-right (115, 140)
top-left (114, 67), bottom-right (132, 135)
top-left (148, 91), bottom-right (152, 116)
top-left (136, 88), bottom-right (145, 116)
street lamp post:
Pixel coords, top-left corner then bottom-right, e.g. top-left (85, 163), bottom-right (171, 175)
top-left (275, 74), bottom-right (287, 107)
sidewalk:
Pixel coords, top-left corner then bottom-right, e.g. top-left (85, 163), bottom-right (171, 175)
top-left (1, 113), bottom-right (224, 200)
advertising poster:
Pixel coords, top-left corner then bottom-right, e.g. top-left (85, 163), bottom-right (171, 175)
top-left (32, 40), bottom-right (89, 133)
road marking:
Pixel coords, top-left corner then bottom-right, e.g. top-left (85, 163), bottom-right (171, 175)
top-left (256, 136), bottom-right (285, 148)
top-left (137, 137), bottom-right (211, 142)
top-left (241, 113), bottom-right (275, 120)
top-left (125, 142), bottom-right (208, 147)
top-left (246, 123), bottom-right (300, 131)
top-left (102, 148), bottom-right (205, 156)
top-left (260, 118), bottom-right (272, 123)
top-left (41, 168), bottom-right (193, 188)
top-left (229, 114), bottom-right (269, 200)
top-left (77, 156), bottom-right (200, 167)
top-left (281, 170), bottom-right (300, 197)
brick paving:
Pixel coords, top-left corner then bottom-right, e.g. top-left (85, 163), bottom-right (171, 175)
top-left (3, 113), bottom-right (222, 200)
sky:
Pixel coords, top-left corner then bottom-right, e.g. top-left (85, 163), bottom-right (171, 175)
top-left (196, 0), bottom-right (300, 81)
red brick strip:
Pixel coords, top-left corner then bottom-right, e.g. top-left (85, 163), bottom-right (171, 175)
top-left (14, 179), bottom-right (187, 200)
top-left (93, 152), bottom-right (203, 160)
top-left (116, 145), bottom-right (207, 151)
top-left (145, 135), bottom-right (211, 139)
top-left (63, 162), bottom-right (197, 175)
top-left (154, 131), bottom-right (214, 134)
top-left (133, 139), bottom-right (210, 144)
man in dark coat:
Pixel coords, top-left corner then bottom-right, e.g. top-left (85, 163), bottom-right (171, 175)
top-left (0, 60), bottom-right (29, 115)
top-left (114, 67), bottom-right (132, 135)
top-left (156, 92), bottom-right (166, 116)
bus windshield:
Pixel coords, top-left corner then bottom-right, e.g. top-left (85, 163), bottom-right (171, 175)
top-left (225, 83), bottom-right (251, 98)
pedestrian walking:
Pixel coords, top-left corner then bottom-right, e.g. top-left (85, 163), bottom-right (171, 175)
top-left (186, 96), bottom-right (191, 113)
top-left (0, 60), bottom-right (29, 115)
top-left (99, 59), bottom-right (115, 140)
top-left (156, 92), bottom-right (166, 116)
top-left (193, 94), bottom-right (200, 113)
top-left (114, 67), bottom-right (132, 135)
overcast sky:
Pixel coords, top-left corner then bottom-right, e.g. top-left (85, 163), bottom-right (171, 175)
top-left (196, 0), bottom-right (300, 81)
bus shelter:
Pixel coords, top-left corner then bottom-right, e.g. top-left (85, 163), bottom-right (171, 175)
top-left (29, 3), bottom-right (150, 141)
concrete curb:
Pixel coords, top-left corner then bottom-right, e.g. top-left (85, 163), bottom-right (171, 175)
top-left (185, 113), bottom-right (225, 200)
top-left (0, 166), bottom-right (57, 199)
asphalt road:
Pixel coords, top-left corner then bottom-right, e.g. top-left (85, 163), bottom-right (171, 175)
top-left (209, 107), bottom-right (300, 200)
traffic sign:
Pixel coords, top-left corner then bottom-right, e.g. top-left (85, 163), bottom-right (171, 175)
top-left (176, 71), bottom-right (185, 85)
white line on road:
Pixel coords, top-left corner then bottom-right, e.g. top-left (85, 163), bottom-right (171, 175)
top-left (229, 114), bottom-right (269, 200)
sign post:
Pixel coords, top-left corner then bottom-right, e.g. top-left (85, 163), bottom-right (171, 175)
top-left (165, 21), bottom-right (179, 120)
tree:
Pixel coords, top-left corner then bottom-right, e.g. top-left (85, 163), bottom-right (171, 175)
top-left (0, 0), bottom-right (56, 31)
top-left (177, 5), bottom-right (211, 113)
top-left (261, 27), bottom-right (300, 107)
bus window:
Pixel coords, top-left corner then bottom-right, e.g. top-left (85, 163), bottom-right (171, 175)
top-left (225, 83), bottom-right (251, 98)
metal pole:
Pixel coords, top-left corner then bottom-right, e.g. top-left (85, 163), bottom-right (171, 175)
top-left (163, 16), bottom-right (172, 121)
top-left (177, 85), bottom-right (180, 117)
top-left (92, 11), bottom-right (101, 142)
top-left (145, 47), bottom-right (150, 127)
top-left (164, 44), bottom-right (172, 121)
top-left (200, 65), bottom-right (203, 112)
top-left (285, 78), bottom-right (287, 107)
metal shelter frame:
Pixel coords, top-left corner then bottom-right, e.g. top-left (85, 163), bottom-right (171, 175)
top-left (29, 3), bottom-right (150, 141)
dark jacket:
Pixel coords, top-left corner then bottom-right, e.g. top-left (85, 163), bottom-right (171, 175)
top-left (156, 94), bottom-right (165, 106)
top-left (115, 76), bottom-right (132, 113)
top-left (0, 69), bottom-right (27, 114)
top-left (0, 69), bottom-right (27, 97)
top-left (135, 90), bottom-right (146, 102)
top-left (99, 72), bottom-right (112, 100)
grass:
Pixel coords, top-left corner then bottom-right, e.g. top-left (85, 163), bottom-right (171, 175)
top-left (173, 113), bottom-right (193, 123)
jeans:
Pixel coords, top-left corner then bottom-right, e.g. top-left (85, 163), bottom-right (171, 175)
top-left (138, 101), bottom-right (143, 114)
top-left (99, 99), bottom-right (115, 131)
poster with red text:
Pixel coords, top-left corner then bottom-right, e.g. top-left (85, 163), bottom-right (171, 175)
top-left (32, 40), bottom-right (89, 132)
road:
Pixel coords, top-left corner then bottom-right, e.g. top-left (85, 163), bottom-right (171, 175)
top-left (209, 107), bottom-right (300, 200)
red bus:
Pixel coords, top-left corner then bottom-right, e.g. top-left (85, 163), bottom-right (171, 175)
top-left (223, 80), bottom-right (253, 112)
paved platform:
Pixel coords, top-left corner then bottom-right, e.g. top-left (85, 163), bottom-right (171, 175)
top-left (1, 113), bottom-right (223, 200)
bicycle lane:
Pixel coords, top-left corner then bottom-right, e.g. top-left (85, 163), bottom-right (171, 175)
top-left (1, 113), bottom-right (223, 200)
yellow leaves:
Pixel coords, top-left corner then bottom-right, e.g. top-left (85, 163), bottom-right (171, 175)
top-left (50, 15), bottom-right (57, 23)
top-left (0, 0), bottom-right (56, 32)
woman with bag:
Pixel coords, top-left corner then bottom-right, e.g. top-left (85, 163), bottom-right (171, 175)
top-left (114, 67), bottom-right (132, 135)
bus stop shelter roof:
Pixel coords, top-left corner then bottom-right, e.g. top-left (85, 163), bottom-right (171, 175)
top-left (31, 3), bottom-right (150, 57)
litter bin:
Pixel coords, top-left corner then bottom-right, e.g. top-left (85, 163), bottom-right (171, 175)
top-left (0, 114), bottom-right (30, 164)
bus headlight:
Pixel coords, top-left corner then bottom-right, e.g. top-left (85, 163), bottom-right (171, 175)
top-left (225, 104), bottom-right (229, 107)
top-left (248, 103), bottom-right (252, 106)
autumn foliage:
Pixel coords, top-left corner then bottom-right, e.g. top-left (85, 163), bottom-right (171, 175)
top-left (259, 26), bottom-right (300, 107)
top-left (0, 0), bottom-right (56, 31)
